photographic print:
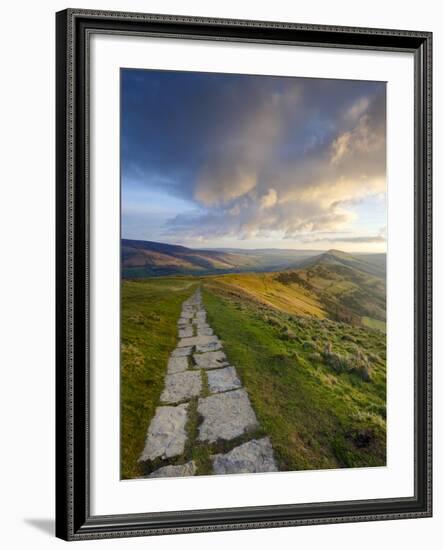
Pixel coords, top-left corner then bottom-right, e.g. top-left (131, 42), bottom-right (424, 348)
top-left (120, 68), bottom-right (387, 480)
top-left (56, 11), bottom-right (432, 539)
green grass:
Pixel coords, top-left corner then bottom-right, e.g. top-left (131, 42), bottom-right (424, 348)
top-left (362, 316), bottom-right (387, 333)
top-left (121, 276), bottom-right (266, 479)
top-left (202, 280), bottom-right (386, 471)
top-left (209, 271), bottom-right (326, 318)
top-left (299, 262), bottom-right (386, 323)
top-left (120, 270), bottom-right (387, 479)
top-left (120, 277), bottom-right (199, 479)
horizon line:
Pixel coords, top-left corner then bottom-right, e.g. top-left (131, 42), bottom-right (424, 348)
top-left (121, 237), bottom-right (386, 255)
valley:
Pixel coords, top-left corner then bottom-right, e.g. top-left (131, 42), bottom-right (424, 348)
top-left (121, 238), bottom-right (376, 278)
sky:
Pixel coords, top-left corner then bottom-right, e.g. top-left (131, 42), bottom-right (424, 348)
top-left (121, 69), bottom-right (386, 253)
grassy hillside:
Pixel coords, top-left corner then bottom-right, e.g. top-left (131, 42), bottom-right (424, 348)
top-left (120, 271), bottom-right (386, 478)
top-left (299, 249), bottom-right (386, 279)
top-left (122, 242), bottom-right (386, 333)
top-left (206, 257), bottom-right (386, 331)
top-left (202, 279), bottom-right (386, 470)
top-left (121, 277), bottom-right (199, 479)
top-left (122, 239), bottom-right (265, 278)
top-left (296, 261), bottom-right (386, 327)
top-left (206, 272), bottom-right (326, 318)
top-left (355, 253), bottom-right (387, 278)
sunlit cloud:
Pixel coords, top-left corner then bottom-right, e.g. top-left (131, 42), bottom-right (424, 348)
top-left (121, 69), bottom-right (386, 251)
top-left (260, 188), bottom-right (278, 210)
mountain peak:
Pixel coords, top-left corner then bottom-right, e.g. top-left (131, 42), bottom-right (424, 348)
top-left (300, 248), bottom-right (385, 279)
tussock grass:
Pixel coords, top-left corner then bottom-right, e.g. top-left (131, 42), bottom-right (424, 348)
top-left (202, 282), bottom-right (386, 471)
top-left (321, 342), bottom-right (373, 381)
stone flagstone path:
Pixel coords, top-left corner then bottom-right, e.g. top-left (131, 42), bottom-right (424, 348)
top-left (139, 288), bottom-right (278, 477)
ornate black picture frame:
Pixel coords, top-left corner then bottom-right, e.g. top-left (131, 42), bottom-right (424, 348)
top-left (55, 8), bottom-right (432, 541)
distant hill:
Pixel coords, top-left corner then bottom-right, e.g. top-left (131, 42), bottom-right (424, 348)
top-left (122, 239), bottom-right (323, 278)
top-left (297, 249), bottom-right (386, 279)
top-left (293, 250), bottom-right (386, 326)
top-left (354, 253), bottom-right (386, 278)
top-left (122, 239), bottom-right (254, 277)
top-left (121, 241), bottom-right (386, 328)
top-left (205, 252), bottom-right (386, 331)
top-left (201, 248), bottom-right (386, 329)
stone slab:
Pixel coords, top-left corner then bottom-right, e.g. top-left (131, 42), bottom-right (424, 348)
top-left (178, 326), bottom-right (194, 338)
top-left (192, 319), bottom-right (211, 330)
top-left (196, 340), bottom-right (222, 353)
top-left (197, 326), bottom-right (213, 336)
top-left (197, 389), bottom-right (259, 442)
top-left (171, 346), bottom-right (193, 357)
top-left (139, 404), bottom-right (188, 462)
top-left (193, 319), bottom-right (209, 327)
top-left (211, 438), bottom-right (278, 474)
top-left (149, 461), bottom-right (197, 478)
top-left (180, 310), bottom-right (194, 319)
top-left (177, 335), bottom-right (219, 348)
top-left (193, 350), bottom-right (229, 370)
top-left (167, 355), bottom-right (188, 374)
top-left (160, 371), bottom-right (202, 404)
top-left (207, 367), bottom-right (242, 394)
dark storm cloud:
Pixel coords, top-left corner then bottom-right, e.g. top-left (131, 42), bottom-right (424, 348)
top-left (122, 70), bottom-right (300, 197)
top-left (121, 69), bottom-right (386, 240)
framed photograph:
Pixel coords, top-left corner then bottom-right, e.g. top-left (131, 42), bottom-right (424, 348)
top-left (55, 9), bottom-right (432, 541)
